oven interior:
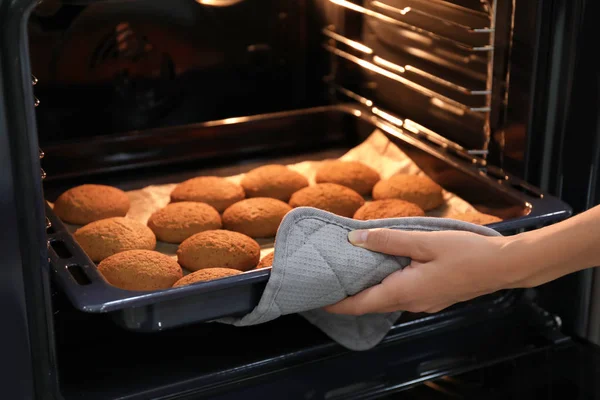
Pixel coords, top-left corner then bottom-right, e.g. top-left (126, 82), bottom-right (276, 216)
top-left (31, 0), bottom-right (508, 155)
top-left (19, 0), bottom-right (578, 398)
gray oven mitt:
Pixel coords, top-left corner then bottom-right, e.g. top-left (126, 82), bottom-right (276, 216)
top-left (220, 207), bottom-right (501, 351)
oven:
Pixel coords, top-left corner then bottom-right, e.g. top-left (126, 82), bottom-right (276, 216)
top-left (2, 0), bottom-right (600, 399)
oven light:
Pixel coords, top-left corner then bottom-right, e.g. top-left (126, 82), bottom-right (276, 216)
top-left (221, 117), bottom-right (248, 125)
top-left (196, 0), bottom-right (245, 6)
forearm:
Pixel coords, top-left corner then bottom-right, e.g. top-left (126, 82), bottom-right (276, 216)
top-left (502, 205), bottom-right (600, 288)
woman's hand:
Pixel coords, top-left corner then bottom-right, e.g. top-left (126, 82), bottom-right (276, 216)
top-left (324, 228), bottom-right (517, 315)
top-left (325, 205), bottom-right (600, 316)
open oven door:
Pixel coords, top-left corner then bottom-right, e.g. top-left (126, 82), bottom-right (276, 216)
top-left (48, 284), bottom-right (600, 400)
top-left (201, 311), bottom-right (600, 400)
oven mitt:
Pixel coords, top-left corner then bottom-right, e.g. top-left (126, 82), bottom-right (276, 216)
top-left (219, 207), bottom-right (501, 351)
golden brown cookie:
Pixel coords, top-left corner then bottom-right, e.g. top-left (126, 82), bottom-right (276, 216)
top-left (98, 250), bottom-right (182, 291)
top-left (147, 202), bottom-right (222, 244)
top-left (353, 199), bottom-right (425, 220)
top-left (372, 174), bottom-right (444, 211)
top-left (74, 217), bottom-right (156, 262)
top-left (241, 165), bottom-right (309, 201)
top-left (448, 211), bottom-right (502, 225)
top-left (170, 177), bottom-right (245, 212)
top-left (222, 198), bottom-right (292, 238)
top-left (315, 161), bottom-right (380, 195)
top-left (177, 230), bottom-right (260, 272)
top-left (256, 252), bottom-right (274, 269)
top-left (289, 183), bottom-right (365, 218)
top-left (53, 184), bottom-right (130, 225)
top-left (172, 268), bottom-right (242, 288)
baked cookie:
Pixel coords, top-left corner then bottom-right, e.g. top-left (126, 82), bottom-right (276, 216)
top-left (222, 198), bottom-right (292, 238)
top-left (241, 165), bottom-right (309, 201)
top-left (98, 250), bottom-right (182, 291)
top-left (170, 176), bottom-right (245, 212)
top-left (53, 184), bottom-right (130, 225)
top-left (353, 199), bottom-right (425, 220)
top-left (74, 217), bottom-right (156, 262)
top-left (147, 202), bottom-right (222, 244)
top-left (289, 183), bottom-right (365, 218)
top-left (448, 211), bottom-right (502, 225)
top-left (256, 252), bottom-right (274, 269)
top-left (172, 268), bottom-right (242, 288)
top-left (315, 161), bottom-right (380, 195)
top-left (372, 174), bottom-right (444, 211)
top-left (177, 230), bottom-right (260, 272)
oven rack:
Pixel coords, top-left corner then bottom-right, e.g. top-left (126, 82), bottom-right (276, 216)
top-left (391, 0), bottom-right (494, 19)
top-left (328, 0), bottom-right (492, 52)
top-left (322, 28), bottom-right (490, 112)
top-left (323, 44), bottom-right (489, 114)
top-left (327, 82), bottom-right (489, 161)
top-left (324, 0), bottom-right (498, 151)
top-left (369, 0), bottom-right (491, 33)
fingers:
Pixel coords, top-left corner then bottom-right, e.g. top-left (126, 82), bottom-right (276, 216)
top-left (348, 229), bottom-right (433, 261)
top-left (324, 281), bottom-right (396, 315)
top-left (325, 266), bottom-right (422, 315)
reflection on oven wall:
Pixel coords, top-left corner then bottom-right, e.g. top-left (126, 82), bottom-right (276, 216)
top-left (28, 0), bottom-right (311, 145)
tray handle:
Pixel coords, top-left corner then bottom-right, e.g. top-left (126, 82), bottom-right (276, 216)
top-left (487, 175), bottom-right (573, 233)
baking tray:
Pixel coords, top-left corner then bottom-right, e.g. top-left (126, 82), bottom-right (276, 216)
top-left (45, 105), bottom-right (572, 331)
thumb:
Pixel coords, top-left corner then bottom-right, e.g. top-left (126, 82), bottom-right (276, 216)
top-left (347, 228), bottom-right (433, 261)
